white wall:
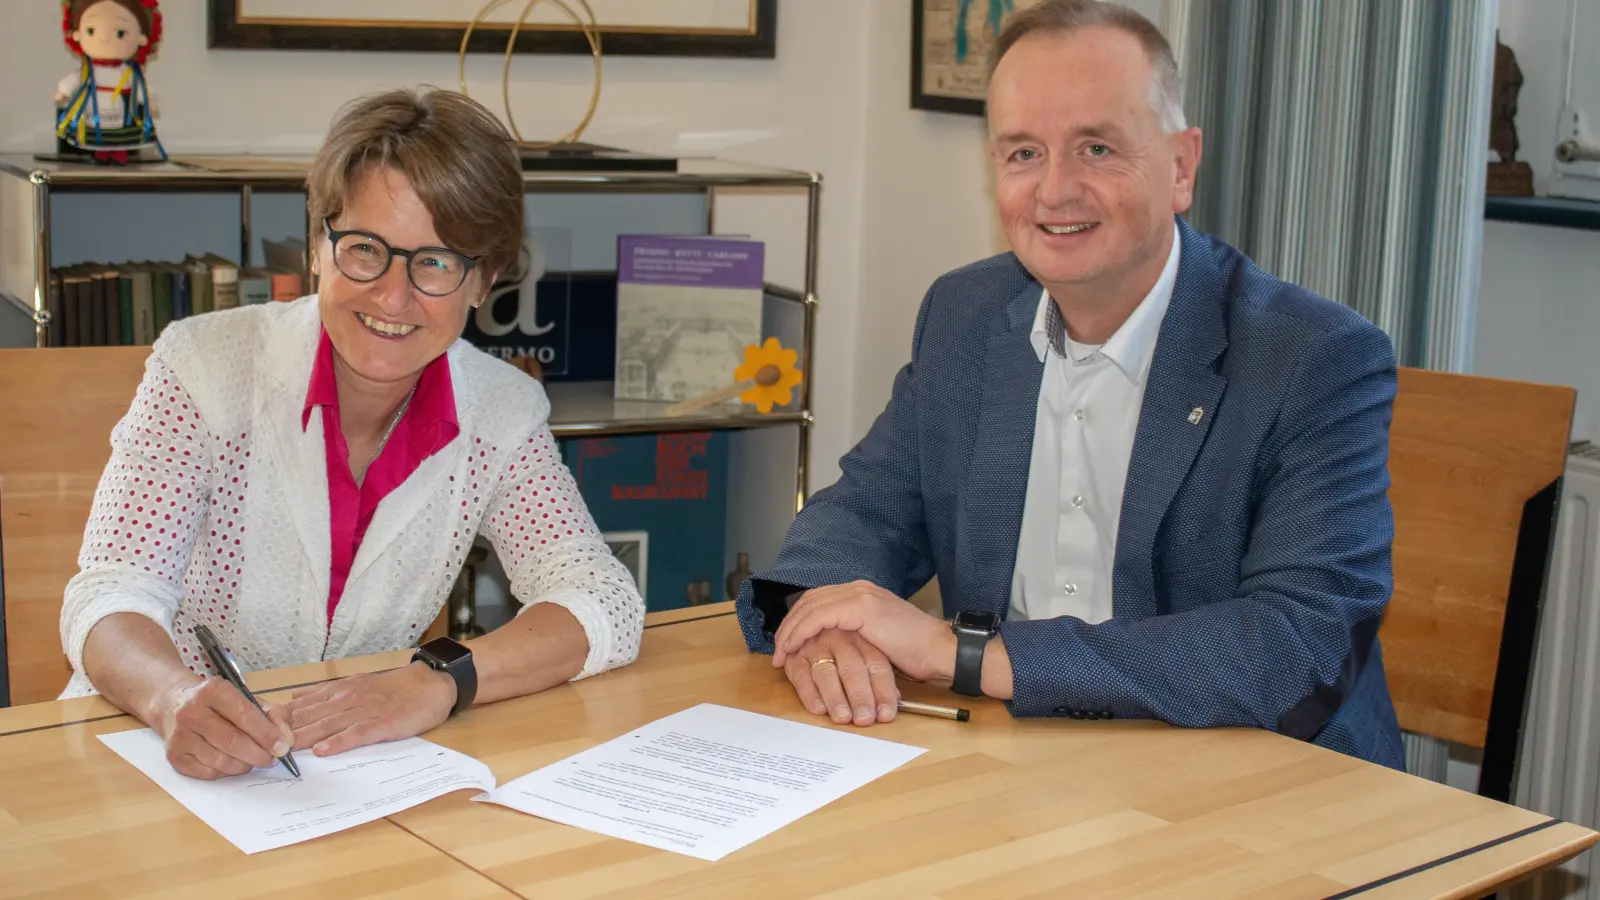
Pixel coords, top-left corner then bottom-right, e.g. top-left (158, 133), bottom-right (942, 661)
top-left (853, 4), bottom-right (1002, 440)
top-left (0, 0), bottom-right (871, 490)
top-left (1475, 0), bottom-right (1600, 442)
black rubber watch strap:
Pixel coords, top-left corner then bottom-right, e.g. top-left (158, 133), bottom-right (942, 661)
top-left (447, 657), bottom-right (477, 715)
top-left (952, 628), bottom-right (988, 696)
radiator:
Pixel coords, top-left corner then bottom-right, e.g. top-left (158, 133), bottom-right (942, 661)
top-left (1513, 446), bottom-right (1600, 899)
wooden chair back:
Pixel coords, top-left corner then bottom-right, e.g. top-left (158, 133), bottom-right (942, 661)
top-left (0, 345), bottom-right (461, 707)
top-left (0, 347), bottom-right (150, 705)
top-left (1381, 367), bottom-right (1574, 798)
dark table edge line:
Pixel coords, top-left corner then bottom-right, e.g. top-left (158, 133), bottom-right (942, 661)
top-left (1323, 817), bottom-right (1565, 899)
top-left (644, 609), bottom-right (736, 630)
top-left (0, 674), bottom-right (350, 738)
top-left (0, 609), bottom-right (736, 737)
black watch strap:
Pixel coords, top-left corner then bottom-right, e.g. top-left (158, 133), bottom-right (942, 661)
top-left (447, 658), bottom-right (477, 715)
top-left (413, 641), bottom-right (477, 715)
top-left (953, 628), bottom-right (988, 696)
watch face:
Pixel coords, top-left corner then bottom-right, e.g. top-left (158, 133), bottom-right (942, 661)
top-left (418, 636), bottom-right (472, 666)
top-left (953, 610), bottom-right (1000, 633)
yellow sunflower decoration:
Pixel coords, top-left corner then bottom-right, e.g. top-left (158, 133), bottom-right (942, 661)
top-left (735, 337), bottom-right (804, 413)
top-left (665, 337), bottom-right (805, 417)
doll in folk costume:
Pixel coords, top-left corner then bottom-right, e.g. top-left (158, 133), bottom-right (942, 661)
top-left (53, 0), bottom-right (165, 163)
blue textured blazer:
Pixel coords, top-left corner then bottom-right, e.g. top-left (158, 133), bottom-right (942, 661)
top-left (737, 217), bottom-right (1406, 768)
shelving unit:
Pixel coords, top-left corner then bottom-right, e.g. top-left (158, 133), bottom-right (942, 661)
top-left (0, 152), bottom-right (821, 509)
top-left (0, 154), bottom-right (819, 683)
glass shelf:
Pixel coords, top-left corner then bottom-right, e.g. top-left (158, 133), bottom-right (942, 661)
top-left (545, 380), bottom-right (803, 437)
top-left (1484, 195), bottom-right (1600, 232)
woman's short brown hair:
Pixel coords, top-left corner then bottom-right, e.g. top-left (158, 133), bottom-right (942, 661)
top-left (307, 87), bottom-right (524, 282)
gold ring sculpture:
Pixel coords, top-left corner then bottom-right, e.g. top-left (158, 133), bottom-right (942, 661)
top-left (459, 0), bottom-right (603, 148)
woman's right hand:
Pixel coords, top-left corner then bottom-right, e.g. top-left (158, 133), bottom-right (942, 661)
top-left (151, 675), bottom-right (294, 779)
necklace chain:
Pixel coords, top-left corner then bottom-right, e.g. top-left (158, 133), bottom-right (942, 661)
top-left (362, 386), bottom-right (415, 479)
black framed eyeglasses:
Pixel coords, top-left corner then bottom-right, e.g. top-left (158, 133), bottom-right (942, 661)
top-left (323, 219), bottom-right (481, 298)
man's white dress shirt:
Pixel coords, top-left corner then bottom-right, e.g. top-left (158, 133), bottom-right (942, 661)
top-left (1009, 228), bottom-right (1182, 624)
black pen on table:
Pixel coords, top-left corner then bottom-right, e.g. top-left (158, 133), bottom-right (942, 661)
top-left (896, 699), bottom-right (970, 722)
top-left (193, 623), bottom-right (301, 780)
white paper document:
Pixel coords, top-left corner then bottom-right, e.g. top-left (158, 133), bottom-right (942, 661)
top-left (97, 729), bottom-right (495, 854)
top-left (479, 703), bottom-right (927, 861)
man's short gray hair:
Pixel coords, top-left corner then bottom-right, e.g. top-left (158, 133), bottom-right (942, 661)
top-left (989, 0), bottom-right (1188, 134)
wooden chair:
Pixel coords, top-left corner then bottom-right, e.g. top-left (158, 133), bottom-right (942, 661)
top-left (0, 346), bottom-right (150, 706)
top-left (0, 346), bottom-right (458, 707)
top-left (1380, 367), bottom-right (1575, 802)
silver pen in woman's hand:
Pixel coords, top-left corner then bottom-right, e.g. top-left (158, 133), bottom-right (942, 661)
top-left (193, 624), bottom-right (302, 779)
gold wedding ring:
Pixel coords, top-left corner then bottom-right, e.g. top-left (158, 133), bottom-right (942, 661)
top-left (810, 657), bottom-right (837, 671)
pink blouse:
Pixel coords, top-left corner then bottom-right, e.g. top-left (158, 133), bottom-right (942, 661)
top-left (301, 329), bottom-right (459, 623)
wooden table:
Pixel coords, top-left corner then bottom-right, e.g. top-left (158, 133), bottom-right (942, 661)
top-left (1, 603), bottom-right (1594, 899)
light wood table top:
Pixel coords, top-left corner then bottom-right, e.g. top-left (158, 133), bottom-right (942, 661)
top-left (2, 603), bottom-right (1593, 899)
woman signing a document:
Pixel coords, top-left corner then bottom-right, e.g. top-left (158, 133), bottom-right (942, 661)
top-left (59, 88), bottom-right (644, 779)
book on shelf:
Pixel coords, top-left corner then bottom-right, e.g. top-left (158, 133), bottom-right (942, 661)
top-left (613, 235), bottom-right (764, 405)
top-left (238, 267), bottom-right (273, 305)
top-left (559, 431), bottom-right (730, 613)
top-left (60, 272), bottom-right (89, 347)
top-left (115, 269), bottom-right (133, 345)
top-left (269, 270), bottom-right (303, 301)
top-left (45, 252), bottom-right (246, 347)
top-left (90, 268), bottom-right (116, 346)
top-left (184, 256), bottom-right (212, 316)
top-left (204, 253), bottom-right (240, 311)
top-left (151, 262), bottom-right (175, 334)
top-left (261, 237), bottom-right (308, 279)
top-left (167, 261), bottom-right (191, 321)
top-left (125, 264), bottom-right (155, 345)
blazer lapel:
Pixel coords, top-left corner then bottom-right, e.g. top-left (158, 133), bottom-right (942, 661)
top-left (343, 438), bottom-right (464, 591)
top-left (337, 347), bottom-right (469, 646)
top-left (1113, 219), bottom-right (1228, 619)
top-left (256, 301), bottom-right (332, 607)
top-left (957, 280), bottom-right (1046, 618)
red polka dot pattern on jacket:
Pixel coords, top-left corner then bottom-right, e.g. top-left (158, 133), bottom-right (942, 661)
top-left (58, 304), bottom-right (645, 699)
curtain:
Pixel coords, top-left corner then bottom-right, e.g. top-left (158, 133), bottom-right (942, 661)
top-left (1166, 0), bottom-right (1498, 373)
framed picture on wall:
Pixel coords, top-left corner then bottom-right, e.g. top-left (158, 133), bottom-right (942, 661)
top-left (208, 0), bottom-right (777, 58)
top-left (912, 0), bottom-right (1040, 115)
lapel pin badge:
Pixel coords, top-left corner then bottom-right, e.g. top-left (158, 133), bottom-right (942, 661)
top-left (1188, 407), bottom-right (1205, 425)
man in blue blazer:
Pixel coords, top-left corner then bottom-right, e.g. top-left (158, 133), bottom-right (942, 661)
top-left (737, 0), bottom-right (1405, 768)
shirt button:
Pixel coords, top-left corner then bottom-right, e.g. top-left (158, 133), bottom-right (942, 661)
top-left (1073, 409), bottom-right (1086, 421)
top-left (1063, 583), bottom-right (1078, 595)
top-left (1071, 494), bottom-right (1086, 508)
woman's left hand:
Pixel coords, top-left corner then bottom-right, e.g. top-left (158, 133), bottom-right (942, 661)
top-left (284, 663), bottom-right (457, 756)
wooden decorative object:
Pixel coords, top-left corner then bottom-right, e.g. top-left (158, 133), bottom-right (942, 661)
top-left (665, 337), bottom-right (802, 417)
top-left (1487, 37), bottom-right (1535, 197)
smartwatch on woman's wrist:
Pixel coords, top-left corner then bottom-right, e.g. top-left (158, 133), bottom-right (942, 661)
top-left (412, 636), bottom-right (477, 715)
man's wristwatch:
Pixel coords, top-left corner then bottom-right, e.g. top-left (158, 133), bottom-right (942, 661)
top-left (951, 610), bottom-right (1001, 697)
top-left (412, 636), bottom-right (477, 716)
